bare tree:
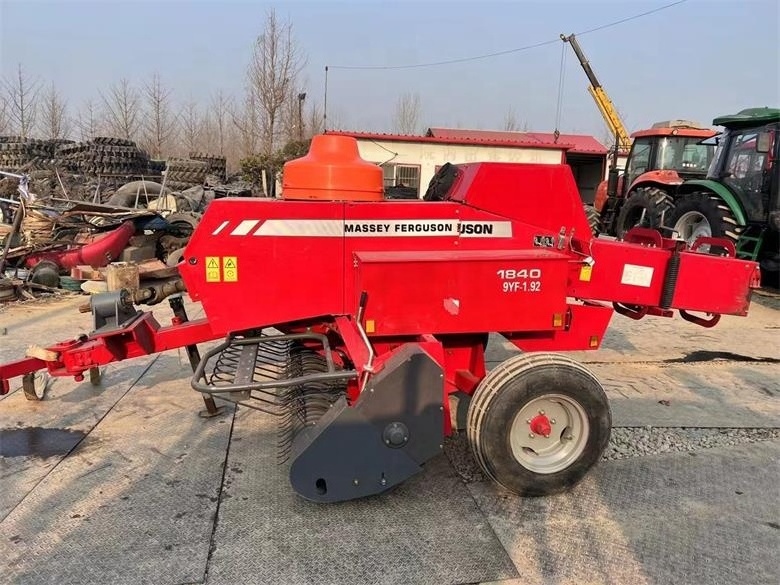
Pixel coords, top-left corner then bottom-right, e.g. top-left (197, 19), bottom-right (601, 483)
top-left (38, 82), bottom-right (71, 139)
top-left (392, 92), bottom-right (421, 134)
top-left (100, 78), bottom-right (141, 140)
top-left (209, 90), bottom-right (231, 156)
top-left (3, 63), bottom-right (39, 139)
top-left (503, 107), bottom-right (520, 132)
top-left (307, 101), bottom-right (324, 137)
top-left (75, 99), bottom-right (100, 141)
top-left (142, 73), bottom-right (175, 158)
top-left (232, 90), bottom-right (260, 157)
top-left (0, 96), bottom-right (9, 134)
top-left (247, 9), bottom-right (305, 155)
top-left (179, 99), bottom-right (202, 153)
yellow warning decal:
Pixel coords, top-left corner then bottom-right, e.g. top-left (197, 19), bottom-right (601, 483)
top-left (579, 265), bottom-right (593, 282)
top-left (222, 257), bottom-right (238, 282)
top-left (206, 257), bottom-right (221, 282)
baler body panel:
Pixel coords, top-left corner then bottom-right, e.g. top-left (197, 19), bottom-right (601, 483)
top-left (180, 199), bottom-right (346, 337)
top-left (353, 249), bottom-right (570, 336)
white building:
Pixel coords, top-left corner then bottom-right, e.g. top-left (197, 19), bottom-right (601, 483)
top-left (325, 128), bottom-right (609, 204)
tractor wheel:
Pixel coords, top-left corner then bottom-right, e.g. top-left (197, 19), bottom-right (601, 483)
top-left (615, 187), bottom-right (674, 238)
top-left (667, 192), bottom-right (743, 246)
top-left (583, 204), bottom-right (600, 236)
top-left (466, 353), bottom-right (611, 496)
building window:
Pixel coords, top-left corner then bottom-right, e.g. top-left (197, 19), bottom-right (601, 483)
top-left (382, 164), bottom-right (421, 192)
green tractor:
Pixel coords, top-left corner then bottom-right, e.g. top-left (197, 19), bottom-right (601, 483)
top-left (667, 107), bottom-right (779, 286)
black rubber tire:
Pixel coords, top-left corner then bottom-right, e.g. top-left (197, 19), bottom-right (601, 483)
top-left (165, 211), bottom-right (201, 238)
top-left (22, 372), bottom-right (48, 401)
top-left (615, 186), bottom-right (674, 239)
top-left (467, 353), bottom-right (611, 497)
top-left (583, 204), bottom-right (600, 236)
top-left (666, 191), bottom-right (743, 245)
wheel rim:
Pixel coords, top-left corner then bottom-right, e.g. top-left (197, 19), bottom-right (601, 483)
top-left (509, 393), bottom-right (589, 474)
top-left (674, 211), bottom-right (711, 245)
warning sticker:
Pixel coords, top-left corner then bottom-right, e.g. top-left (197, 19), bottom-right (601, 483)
top-left (206, 256), bottom-right (221, 282)
top-left (223, 256), bottom-right (238, 282)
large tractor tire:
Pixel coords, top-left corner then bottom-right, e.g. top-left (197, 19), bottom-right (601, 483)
top-left (666, 192), bottom-right (743, 246)
top-left (466, 353), bottom-right (611, 497)
top-left (583, 204), bottom-right (600, 236)
top-left (615, 186), bottom-right (674, 239)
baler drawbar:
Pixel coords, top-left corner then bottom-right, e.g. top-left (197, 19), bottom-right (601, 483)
top-left (0, 136), bottom-right (761, 503)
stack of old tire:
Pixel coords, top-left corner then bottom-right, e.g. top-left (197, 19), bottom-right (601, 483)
top-left (0, 137), bottom-right (56, 170)
top-left (164, 157), bottom-right (209, 191)
top-left (55, 137), bottom-right (149, 177)
top-left (188, 152), bottom-right (227, 182)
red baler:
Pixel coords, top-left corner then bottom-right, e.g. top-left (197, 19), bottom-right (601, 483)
top-left (0, 136), bottom-right (760, 502)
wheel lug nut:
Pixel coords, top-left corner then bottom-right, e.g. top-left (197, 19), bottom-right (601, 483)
top-left (539, 410), bottom-right (545, 415)
top-left (526, 419), bottom-right (532, 424)
top-left (550, 418), bottom-right (556, 424)
top-left (528, 433), bottom-right (535, 439)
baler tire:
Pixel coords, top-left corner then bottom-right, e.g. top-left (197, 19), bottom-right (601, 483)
top-left (466, 353), bottom-right (611, 497)
top-left (583, 204), bottom-right (600, 236)
top-left (615, 187), bottom-right (674, 239)
top-left (666, 192), bottom-right (743, 246)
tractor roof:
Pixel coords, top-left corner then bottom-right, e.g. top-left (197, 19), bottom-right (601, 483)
top-left (631, 126), bottom-right (715, 139)
top-left (713, 107), bottom-right (780, 128)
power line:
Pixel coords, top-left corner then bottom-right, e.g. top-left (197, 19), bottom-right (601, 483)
top-left (327, 0), bottom-right (688, 71)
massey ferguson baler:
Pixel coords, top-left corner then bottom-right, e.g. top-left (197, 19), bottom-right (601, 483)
top-left (0, 136), bottom-right (760, 503)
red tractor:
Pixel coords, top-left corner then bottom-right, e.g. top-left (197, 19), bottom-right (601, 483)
top-left (594, 121), bottom-right (717, 237)
top-left (0, 136), bottom-right (760, 503)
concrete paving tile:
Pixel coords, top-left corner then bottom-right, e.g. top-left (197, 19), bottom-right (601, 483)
top-left (0, 354), bottom-right (233, 585)
top-left (0, 356), bottom-right (159, 520)
top-left (469, 441), bottom-right (780, 585)
top-left (205, 407), bottom-right (518, 585)
top-left (593, 363), bottom-right (780, 427)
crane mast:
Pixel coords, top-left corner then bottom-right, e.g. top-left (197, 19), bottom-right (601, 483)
top-left (561, 33), bottom-right (632, 153)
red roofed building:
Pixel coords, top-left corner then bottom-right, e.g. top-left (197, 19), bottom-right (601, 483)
top-left (325, 128), bottom-right (609, 203)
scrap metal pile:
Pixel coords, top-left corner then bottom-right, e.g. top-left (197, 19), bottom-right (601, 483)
top-left (0, 136), bottom-right (255, 302)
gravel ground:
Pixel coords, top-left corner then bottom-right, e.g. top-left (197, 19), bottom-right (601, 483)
top-left (604, 427), bottom-right (780, 460)
top-left (444, 427), bottom-right (780, 484)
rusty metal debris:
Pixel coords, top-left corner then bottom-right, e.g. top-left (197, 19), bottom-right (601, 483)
top-left (0, 136), bottom-right (257, 303)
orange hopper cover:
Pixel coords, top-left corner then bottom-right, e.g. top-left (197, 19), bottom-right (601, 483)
top-left (282, 135), bottom-right (384, 201)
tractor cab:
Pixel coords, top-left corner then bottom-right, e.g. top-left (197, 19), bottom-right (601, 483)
top-left (595, 121), bottom-right (716, 237)
top-left (669, 107), bottom-right (780, 285)
top-left (704, 112), bottom-right (778, 224)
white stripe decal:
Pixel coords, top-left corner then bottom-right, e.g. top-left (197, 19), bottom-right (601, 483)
top-left (230, 220), bottom-right (260, 236)
top-left (253, 219), bottom-right (343, 236)
top-left (212, 220), bottom-right (229, 235)
top-left (218, 219), bottom-right (514, 238)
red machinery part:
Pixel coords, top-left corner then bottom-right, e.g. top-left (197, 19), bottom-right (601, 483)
top-left (0, 148), bottom-right (762, 504)
top-left (24, 220), bottom-right (135, 271)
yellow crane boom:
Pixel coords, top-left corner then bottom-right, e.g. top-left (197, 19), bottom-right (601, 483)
top-left (561, 33), bottom-right (632, 152)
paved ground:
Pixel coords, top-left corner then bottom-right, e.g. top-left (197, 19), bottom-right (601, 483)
top-left (0, 292), bottom-right (778, 585)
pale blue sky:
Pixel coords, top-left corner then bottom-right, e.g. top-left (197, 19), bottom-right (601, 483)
top-left (1, 0), bottom-right (778, 138)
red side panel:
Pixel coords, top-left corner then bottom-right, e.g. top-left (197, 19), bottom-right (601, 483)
top-left (448, 163), bottom-right (593, 240)
top-left (672, 251), bottom-right (757, 315)
top-left (354, 249), bottom-right (570, 336)
top-left (180, 198), bottom-right (346, 336)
